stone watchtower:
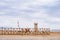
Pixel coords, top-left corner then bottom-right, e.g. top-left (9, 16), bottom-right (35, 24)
top-left (34, 22), bottom-right (38, 32)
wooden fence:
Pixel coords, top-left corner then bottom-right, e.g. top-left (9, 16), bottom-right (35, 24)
top-left (0, 28), bottom-right (50, 35)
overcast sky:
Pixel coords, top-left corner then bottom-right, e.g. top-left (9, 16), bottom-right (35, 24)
top-left (0, 0), bottom-right (60, 29)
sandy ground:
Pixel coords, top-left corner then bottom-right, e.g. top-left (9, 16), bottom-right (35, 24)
top-left (0, 33), bottom-right (60, 40)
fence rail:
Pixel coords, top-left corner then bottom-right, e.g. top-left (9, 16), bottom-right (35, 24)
top-left (0, 28), bottom-right (50, 35)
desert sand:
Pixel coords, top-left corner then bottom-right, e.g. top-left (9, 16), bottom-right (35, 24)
top-left (0, 32), bottom-right (60, 40)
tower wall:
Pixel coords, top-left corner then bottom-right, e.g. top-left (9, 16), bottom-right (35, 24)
top-left (34, 23), bottom-right (38, 32)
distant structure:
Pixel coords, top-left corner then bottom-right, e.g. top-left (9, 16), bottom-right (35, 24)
top-left (0, 22), bottom-right (50, 35)
top-left (17, 16), bottom-right (20, 28)
top-left (17, 20), bottom-right (19, 28)
top-left (34, 22), bottom-right (38, 32)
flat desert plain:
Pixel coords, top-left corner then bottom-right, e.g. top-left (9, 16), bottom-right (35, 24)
top-left (0, 32), bottom-right (60, 40)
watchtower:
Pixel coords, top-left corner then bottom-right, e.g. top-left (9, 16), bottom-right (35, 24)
top-left (34, 22), bottom-right (38, 32)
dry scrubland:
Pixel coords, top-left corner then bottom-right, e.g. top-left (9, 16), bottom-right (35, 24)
top-left (0, 32), bottom-right (60, 40)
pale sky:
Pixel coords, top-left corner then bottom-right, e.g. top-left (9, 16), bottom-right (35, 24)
top-left (0, 0), bottom-right (60, 29)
